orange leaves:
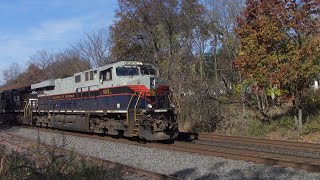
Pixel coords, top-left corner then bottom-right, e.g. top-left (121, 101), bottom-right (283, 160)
top-left (236, 0), bottom-right (319, 95)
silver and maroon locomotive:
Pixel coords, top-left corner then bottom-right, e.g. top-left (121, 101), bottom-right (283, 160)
top-left (0, 61), bottom-right (178, 141)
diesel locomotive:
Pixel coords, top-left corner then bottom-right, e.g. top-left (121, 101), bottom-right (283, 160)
top-left (0, 61), bottom-right (179, 141)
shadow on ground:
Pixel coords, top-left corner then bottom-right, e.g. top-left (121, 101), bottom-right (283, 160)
top-left (172, 161), bottom-right (317, 180)
top-left (0, 122), bottom-right (22, 132)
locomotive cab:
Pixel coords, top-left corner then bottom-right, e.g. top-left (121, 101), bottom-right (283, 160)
top-left (138, 64), bottom-right (177, 140)
top-left (98, 61), bottom-right (178, 141)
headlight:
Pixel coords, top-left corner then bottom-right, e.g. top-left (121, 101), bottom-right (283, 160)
top-left (170, 104), bottom-right (175, 108)
top-left (147, 104), bottom-right (153, 109)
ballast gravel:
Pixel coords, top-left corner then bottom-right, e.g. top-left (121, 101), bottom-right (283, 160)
top-left (4, 126), bottom-right (320, 180)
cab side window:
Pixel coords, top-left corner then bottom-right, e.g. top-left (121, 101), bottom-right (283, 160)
top-left (75, 75), bottom-right (81, 83)
top-left (85, 72), bottom-right (89, 81)
top-left (100, 68), bottom-right (113, 81)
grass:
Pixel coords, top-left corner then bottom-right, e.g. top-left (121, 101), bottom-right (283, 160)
top-left (0, 135), bottom-right (125, 180)
top-left (183, 90), bottom-right (320, 141)
top-left (247, 120), bottom-right (273, 137)
top-left (301, 113), bottom-right (320, 135)
top-left (246, 116), bottom-right (296, 138)
top-left (245, 113), bottom-right (320, 140)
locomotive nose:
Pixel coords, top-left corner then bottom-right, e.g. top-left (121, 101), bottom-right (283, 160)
top-left (152, 77), bottom-right (168, 90)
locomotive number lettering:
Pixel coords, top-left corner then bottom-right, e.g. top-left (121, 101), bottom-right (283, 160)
top-left (102, 89), bottom-right (112, 95)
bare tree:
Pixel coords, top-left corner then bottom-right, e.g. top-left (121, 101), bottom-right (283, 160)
top-left (30, 50), bottom-right (55, 70)
top-left (53, 49), bottom-right (91, 78)
top-left (203, 0), bottom-right (245, 90)
top-left (29, 50), bottom-right (59, 78)
top-left (3, 63), bottom-right (22, 85)
top-left (29, 49), bottom-right (90, 79)
top-left (16, 63), bottom-right (47, 86)
top-left (71, 28), bottom-right (111, 68)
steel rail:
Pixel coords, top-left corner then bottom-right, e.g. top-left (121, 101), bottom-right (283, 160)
top-left (199, 133), bottom-right (320, 153)
top-left (153, 142), bottom-right (320, 172)
top-left (171, 141), bottom-right (320, 172)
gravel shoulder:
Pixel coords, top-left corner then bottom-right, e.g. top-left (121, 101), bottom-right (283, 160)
top-left (0, 127), bottom-right (155, 180)
top-left (2, 126), bottom-right (320, 180)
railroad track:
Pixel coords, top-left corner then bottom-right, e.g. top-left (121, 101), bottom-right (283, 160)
top-left (169, 141), bottom-right (320, 172)
top-left (4, 125), bottom-right (320, 173)
top-left (0, 130), bottom-right (178, 180)
top-left (199, 133), bottom-right (320, 153)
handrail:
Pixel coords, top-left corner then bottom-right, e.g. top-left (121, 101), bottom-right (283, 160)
top-left (127, 93), bottom-right (136, 110)
top-left (23, 101), bottom-right (30, 118)
top-left (132, 92), bottom-right (142, 135)
top-left (134, 92), bottom-right (142, 109)
top-left (126, 93), bottom-right (136, 126)
top-left (134, 92), bottom-right (142, 123)
top-left (126, 92), bottom-right (142, 135)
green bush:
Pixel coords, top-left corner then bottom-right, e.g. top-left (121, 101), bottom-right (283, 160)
top-left (0, 149), bottom-right (37, 179)
top-left (302, 116), bottom-right (320, 135)
top-left (247, 120), bottom-right (273, 137)
top-left (278, 116), bottom-right (296, 130)
top-left (245, 116), bottom-right (298, 138)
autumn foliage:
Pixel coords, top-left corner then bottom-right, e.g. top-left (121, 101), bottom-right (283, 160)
top-left (1, 0), bottom-right (320, 133)
top-left (236, 0), bottom-right (320, 109)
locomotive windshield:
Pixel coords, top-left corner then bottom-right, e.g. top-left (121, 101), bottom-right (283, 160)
top-left (140, 65), bottom-right (156, 75)
top-left (116, 67), bottom-right (140, 76)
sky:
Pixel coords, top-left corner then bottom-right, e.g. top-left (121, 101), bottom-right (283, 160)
top-left (0, 0), bottom-right (118, 83)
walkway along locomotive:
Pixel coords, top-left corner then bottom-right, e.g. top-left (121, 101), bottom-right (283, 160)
top-left (0, 61), bottom-right (179, 141)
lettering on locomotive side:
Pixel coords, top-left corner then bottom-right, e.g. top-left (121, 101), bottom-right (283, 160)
top-left (52, 95), bottom-right (63, 100)
top-left (65, 94), bottom-right (75, 98)
top-left (52, 94), bottom-right (75, 100)
top-left (102, 89), bottom-right (112, 95)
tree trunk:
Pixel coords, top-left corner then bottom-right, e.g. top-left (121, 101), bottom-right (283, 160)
top-left (261, 93), bottom-right (266, 112)
top-left (293, 91), bottom-right (303, 130)
top-left (264, 91), bottom-right (268, 109)
top-left (213, 34), bottom-right (220, 118)
top-left (242, 94), bottom-right (246, 118)
top-left (200, 54), bottom-right (203, 80)
top-left (298, 108), bottom-right (302, 130)
top-left (239, 72), bottom-right (246, 118)
top-left (256, 93), bottom-right (261, 110)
